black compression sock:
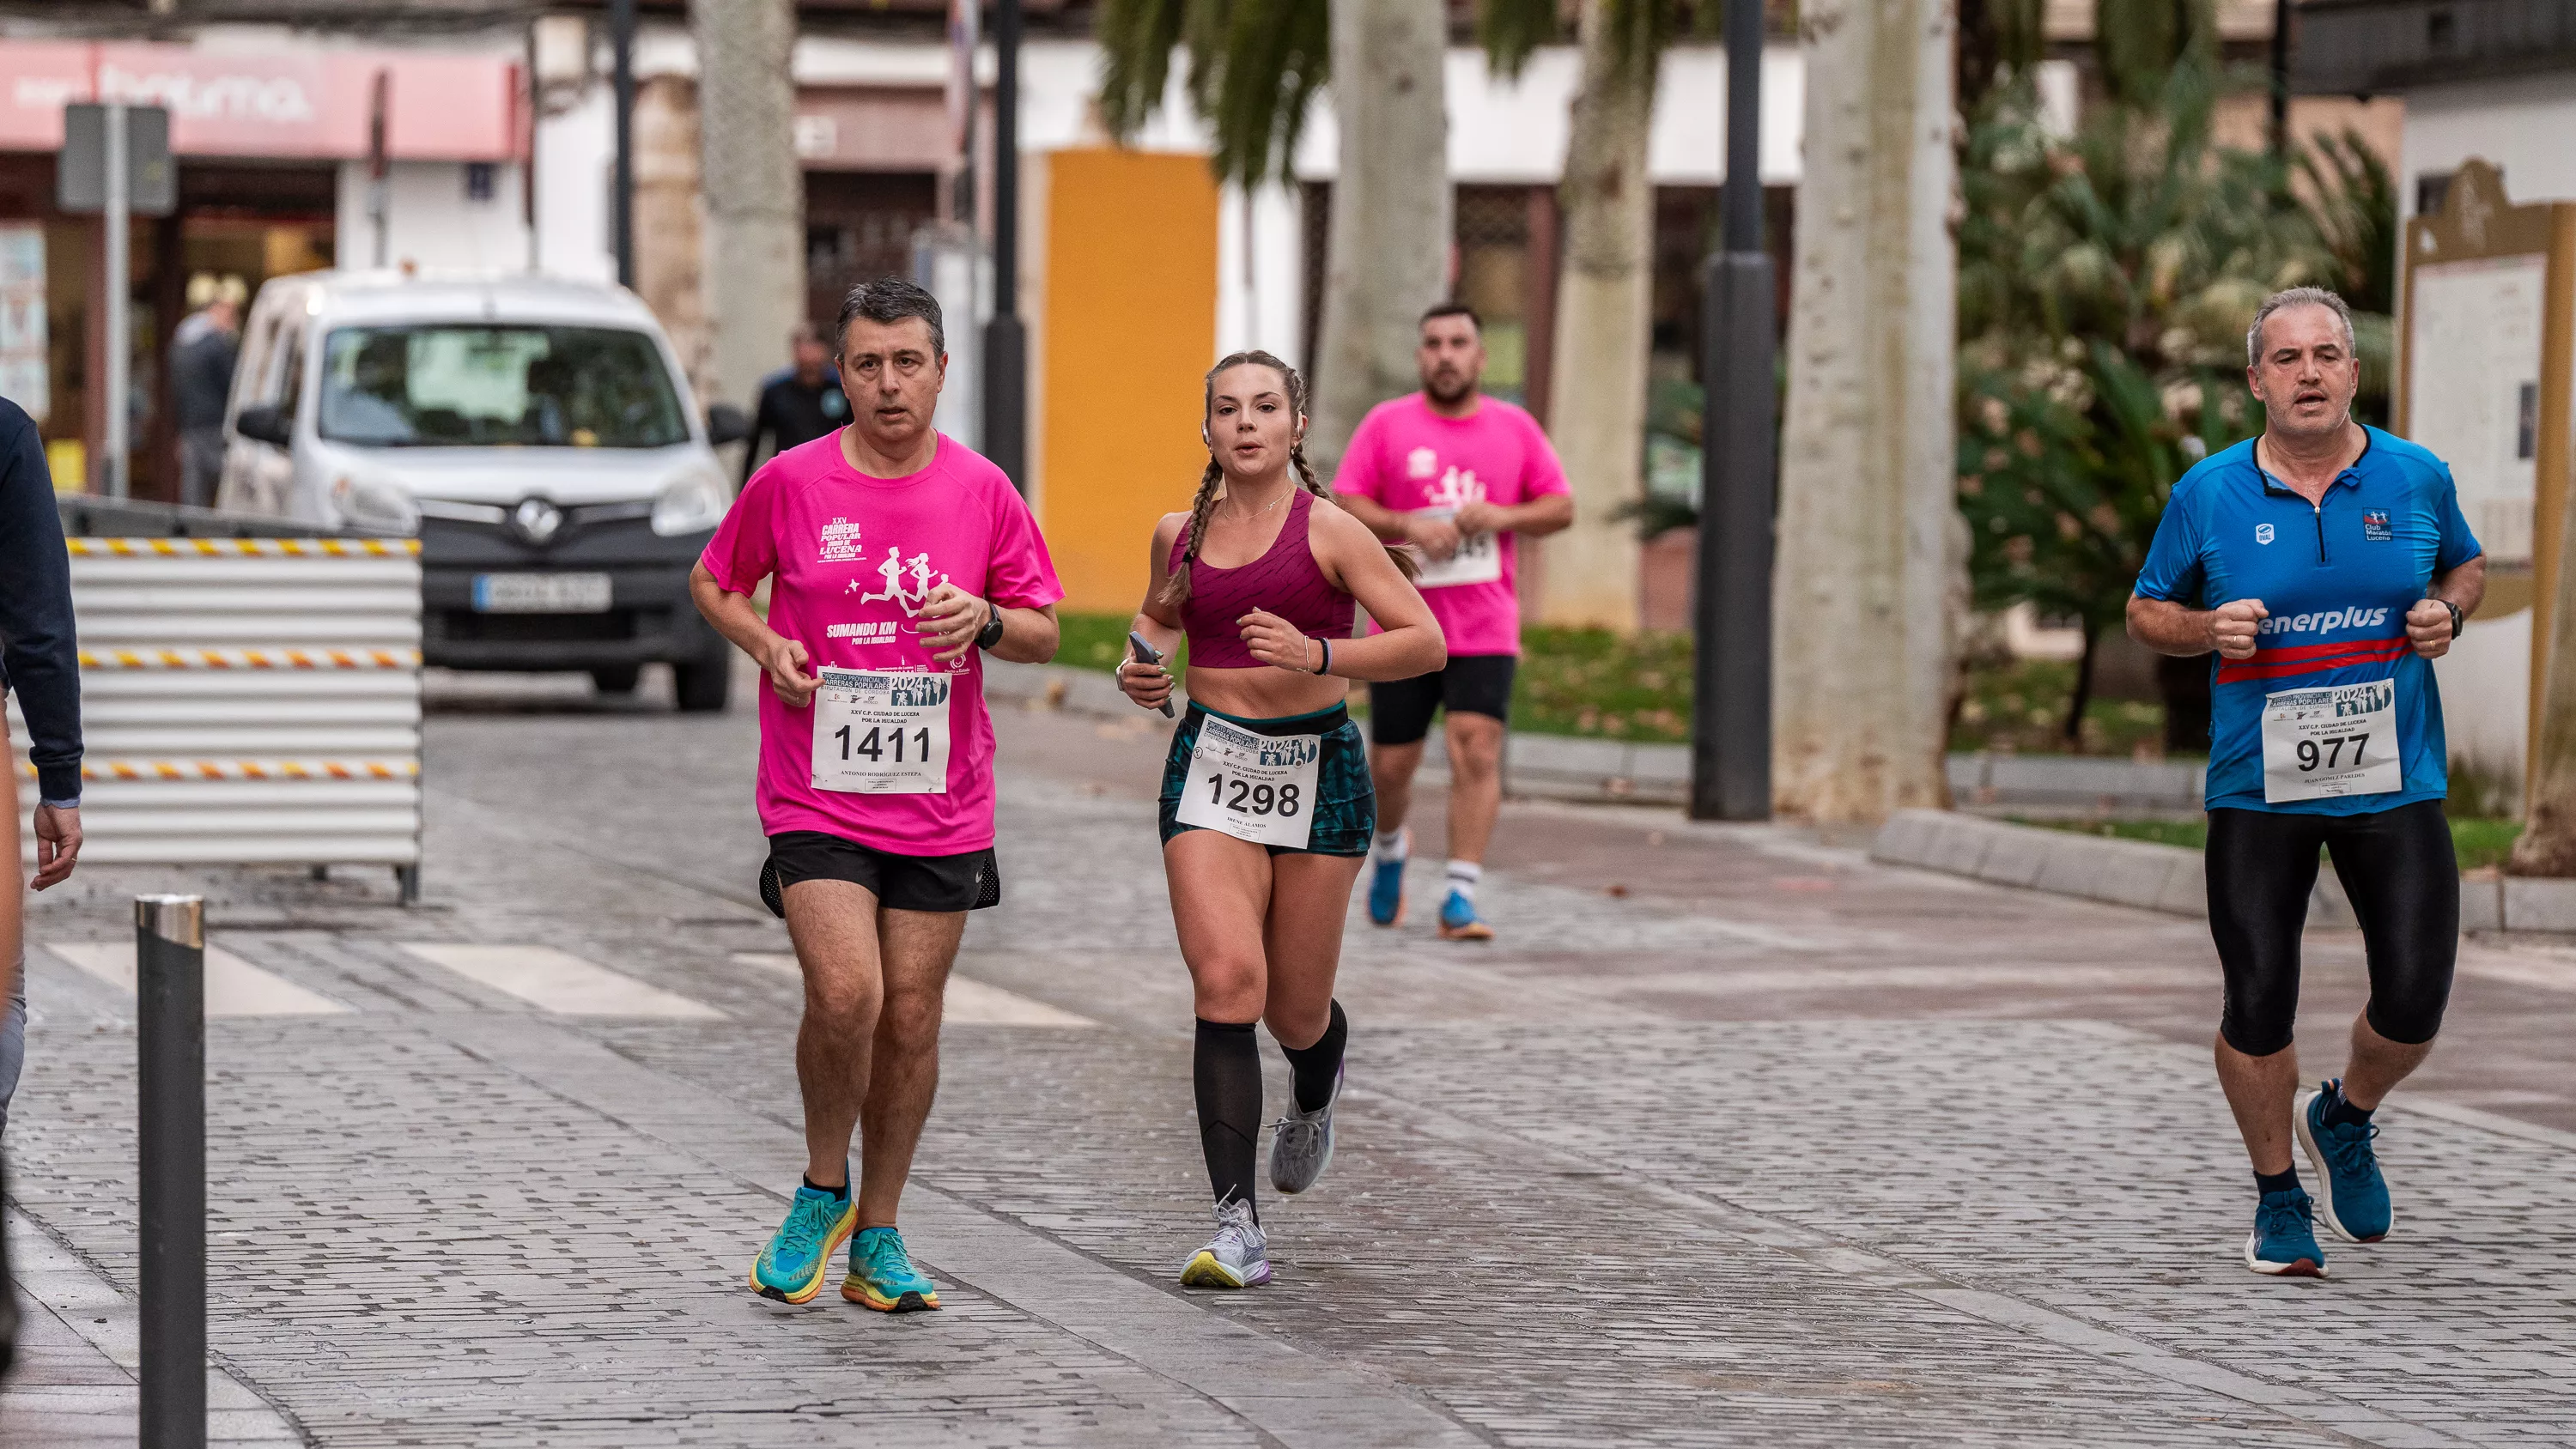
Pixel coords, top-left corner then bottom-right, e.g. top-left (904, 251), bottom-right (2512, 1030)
top-left (2324, 1087), bottom-right (2374, 1130)
top-left (2255, 1167), bottom-right (2300, 1198)
top-left (803, 1174), bottom-right (850, 1202)
top-left (1280, 999), bottom-right (1348, 1114)
top-left (1194, 1019), bottom-right (1262, 1219)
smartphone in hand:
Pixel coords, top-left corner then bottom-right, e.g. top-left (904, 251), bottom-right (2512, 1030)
top-left (1127, 631), bottom-right (1176, 717)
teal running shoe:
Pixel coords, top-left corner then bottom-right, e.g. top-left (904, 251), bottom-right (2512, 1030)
top-left (843, 1226), bottom-right (941, 1313)
top-left (1366, 857), bottom-right (1406, 927)
top-left (2296, 1080), bottom-right (2393, 1243)
top-left (2244, 1187), bottom-right (2328, 1278)
top-left (1437, 888), bottom-right (1492, 941)
top-left (750, 1180), bottom-right (858, 1304)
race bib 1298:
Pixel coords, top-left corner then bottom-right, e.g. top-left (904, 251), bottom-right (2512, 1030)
top-left (811, 668), bottom-right (952, 795)
top-left (1172, 715), bottom-right (1319, 849)
top-left (2261, 677), bottom-right (2400, 803)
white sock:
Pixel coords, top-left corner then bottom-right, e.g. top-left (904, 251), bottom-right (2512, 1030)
top-left (1444, 860), bottom-right (1481, 900)
top-left (1372, 828), bottom-right (1408, 865)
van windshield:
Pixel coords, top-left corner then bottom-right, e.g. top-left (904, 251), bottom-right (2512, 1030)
top-left (317, 324), bottom-right (688, 448)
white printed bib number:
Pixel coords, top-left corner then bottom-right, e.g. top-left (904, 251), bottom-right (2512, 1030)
top-left (1173, 716), bottom-right (1319, 849)
top-left (811, 668), bottom-right (953, 795)
top-left (2261, 678), bottom-right (2400, 803)
top-left (1411, 507), bottom-right (1502, 589)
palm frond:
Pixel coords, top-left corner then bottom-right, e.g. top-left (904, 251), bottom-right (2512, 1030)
top-left (1095, 0), bottom-right (1328, 189)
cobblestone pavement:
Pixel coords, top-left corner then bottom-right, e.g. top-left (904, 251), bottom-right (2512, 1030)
top-left (8, 676), bottom-right (2576, 1446)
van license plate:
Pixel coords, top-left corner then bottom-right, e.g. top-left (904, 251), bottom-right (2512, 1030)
top-left (473, 573), bottom-right (611, 614)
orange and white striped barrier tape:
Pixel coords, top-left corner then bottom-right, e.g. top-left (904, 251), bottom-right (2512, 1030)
top-left (18, 759), bottom-right (420, 782)
top-left (66, 537), bottom-right (420, 558)
top-left (77, 647), bottom-right (422, 670)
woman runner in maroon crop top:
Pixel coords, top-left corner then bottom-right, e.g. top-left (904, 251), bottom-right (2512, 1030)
top-left (1116, 349), bottom-right (1443, 1292)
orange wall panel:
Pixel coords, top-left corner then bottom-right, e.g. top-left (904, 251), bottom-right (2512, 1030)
top-left (1040, 149), bottom-right (1218, 614)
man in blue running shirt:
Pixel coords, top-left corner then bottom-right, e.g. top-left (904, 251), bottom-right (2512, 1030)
top-left (2130, 288), bottom-right (2486, 1280)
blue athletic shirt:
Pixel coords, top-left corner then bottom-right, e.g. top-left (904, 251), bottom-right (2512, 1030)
top-left (2133, 427), bottom-right (2481, 815)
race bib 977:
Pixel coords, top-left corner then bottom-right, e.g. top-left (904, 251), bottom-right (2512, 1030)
top-left (811, 668), bottom-right (952, 795)
top-left (2261, 678), bottom-right (2400, 803)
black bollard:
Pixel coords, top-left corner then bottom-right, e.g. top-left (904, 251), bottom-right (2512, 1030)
top-left (135, 894), bottom-right (205, 1449)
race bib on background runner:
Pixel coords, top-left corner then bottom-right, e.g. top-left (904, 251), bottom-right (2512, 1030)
top-left (1409, 507), bottom-right (1502, 589)
top-left (811, 668), bottom-right (953, 795)
top-left (1174, 716), bottom-right (1319, 849)
top-left (2260, 678), bottom-right (2400, 803)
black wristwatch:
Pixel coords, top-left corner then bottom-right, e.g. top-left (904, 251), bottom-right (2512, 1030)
top-left (2442, 600), bottom-right (2464, 641)
top-left (975, 603), bottom-right (1006, 651)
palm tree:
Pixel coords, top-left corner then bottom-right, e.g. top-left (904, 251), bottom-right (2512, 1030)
top-left (1096, 0), bottom-right (1448, 467)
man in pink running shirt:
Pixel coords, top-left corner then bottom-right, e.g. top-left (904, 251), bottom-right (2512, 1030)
top-left (1334, 303), bottom-right (1572, 942)
top-left (692, 279), bottom-right (1063, 1314)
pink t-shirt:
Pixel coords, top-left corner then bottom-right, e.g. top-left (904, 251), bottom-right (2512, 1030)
top-left (701, 432), bottom-right (1063, 857)
top-left (1331, 393), bottom-right (1569, 657)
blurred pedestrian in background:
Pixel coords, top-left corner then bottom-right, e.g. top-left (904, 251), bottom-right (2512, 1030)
top-left (739, 321), bottom-right (847, 482)
top-left (170, 273), bottom-right (246, 509)
top-left (1, 391), bottom-right (85, 1374)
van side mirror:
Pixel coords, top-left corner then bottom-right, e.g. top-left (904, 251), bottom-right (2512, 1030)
top-left (235, 404), bottom-right (290, 447)
top-left (704, 403), bottom-right (750, 447)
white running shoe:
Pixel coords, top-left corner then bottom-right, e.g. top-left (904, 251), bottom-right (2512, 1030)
top-left (1268, 1063), bottom-right (1340, 1195)
top-left (1179, 1197), bottom-right (1271, 1288)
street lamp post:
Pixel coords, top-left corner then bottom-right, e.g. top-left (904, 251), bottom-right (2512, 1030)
top-left (611, 0), bottom-right (636, 288)
top-left (1688, 0), bottom-right (1778, 821)
top-left (983, 0), bottom-right (1028, 490)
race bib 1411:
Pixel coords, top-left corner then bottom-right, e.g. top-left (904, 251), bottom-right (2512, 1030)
top-left (811, 668), bottom-right (953, 795)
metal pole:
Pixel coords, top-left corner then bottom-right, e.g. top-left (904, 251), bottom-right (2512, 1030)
top-left (982, 0), bottom-right (1027, 489)
top-left (1689, 0), bottom-right (1777, 821)
top-left (2269, 0), bottom-right (2292, 159)
top-left (103, 100), bottom-right (129, 499)
top-left (368, 70), bottom-right (392, 269)
top-left (611, 0), bottom-right (637, 288)
top-left (136, 894), bottom-right (206, 1449)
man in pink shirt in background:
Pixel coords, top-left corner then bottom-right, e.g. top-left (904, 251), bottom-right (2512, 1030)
top-left (1334, 303), bottom-right (1573, 941)
top-left (692, 278), bottom-right (1063, 1315)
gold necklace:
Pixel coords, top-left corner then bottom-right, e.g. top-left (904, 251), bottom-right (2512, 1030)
top-left (1219, 489), bottom-right (1288, 524)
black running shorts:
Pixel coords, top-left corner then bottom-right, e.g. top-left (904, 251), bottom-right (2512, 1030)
top-left (1367, 654), bottom-right (1516, 746)
top-left (2205, 799), bottom-right (2458, 1057)
top-left (764, 830), bottom-right (999, 914)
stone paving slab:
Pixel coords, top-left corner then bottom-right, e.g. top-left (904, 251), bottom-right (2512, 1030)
top-left (9, 701), bottom-right (2576, 1446)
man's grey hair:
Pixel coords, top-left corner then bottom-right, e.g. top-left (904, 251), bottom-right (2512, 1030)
top-left (835, 276), bottom-right (945, 358)
top-left (2246, 286), bottom-right (2356, 368)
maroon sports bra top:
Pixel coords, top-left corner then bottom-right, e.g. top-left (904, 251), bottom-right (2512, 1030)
top-left (1166, 488), bottom-right (1356, 669)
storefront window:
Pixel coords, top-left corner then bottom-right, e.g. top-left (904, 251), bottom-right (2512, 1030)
top-left (318, 324), bottom-right (685, 448)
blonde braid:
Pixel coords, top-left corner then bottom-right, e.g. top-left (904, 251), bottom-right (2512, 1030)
top-left (1157, 458), bottom-right (1225, 609)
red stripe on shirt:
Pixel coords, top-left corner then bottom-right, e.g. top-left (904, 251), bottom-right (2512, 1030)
top-left (2217, 639), bottom-right (2408, 685)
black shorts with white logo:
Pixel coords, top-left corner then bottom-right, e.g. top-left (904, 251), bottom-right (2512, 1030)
top-left (1367, 654), bottom-right (1517, 746)
top-left (762, 830), bottom-right (999, 915)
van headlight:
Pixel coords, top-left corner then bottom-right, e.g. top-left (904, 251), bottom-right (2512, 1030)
top-left (651, 473), bottom-right (731, 536)
top-left (329, 474), bottom-right (420, 535)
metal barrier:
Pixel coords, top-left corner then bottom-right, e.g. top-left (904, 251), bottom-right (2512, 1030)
top-left (9, 537), bottom-right (426, 903)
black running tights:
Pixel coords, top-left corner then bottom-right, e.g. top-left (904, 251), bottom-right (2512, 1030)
top-left (2206, 800), bottom-right (2458, 1058)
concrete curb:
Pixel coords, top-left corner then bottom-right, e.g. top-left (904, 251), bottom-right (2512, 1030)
top-left (1871, 809), bottom-right (2576, 933)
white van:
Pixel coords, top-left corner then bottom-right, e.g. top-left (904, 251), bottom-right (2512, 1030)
top-left (220, 270), bottom-right (750, 711)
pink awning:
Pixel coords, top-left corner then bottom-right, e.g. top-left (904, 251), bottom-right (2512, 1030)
top-left (0, 42), bottom-right (521, 161)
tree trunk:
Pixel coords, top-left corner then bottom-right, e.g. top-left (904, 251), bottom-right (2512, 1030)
top-left (2063, 621), bottom-right (2097, 749)
top-left (2511, 469), bottom-right (2576, 875)
top-left (1306, 0), bottom-right (1449, 475)
top-left (1771, 0), bottom-right (1959, 823)
top-left (1536, 0), bottom-right (1656, 632)
top-left (692, 0), bottom-right (804, 428)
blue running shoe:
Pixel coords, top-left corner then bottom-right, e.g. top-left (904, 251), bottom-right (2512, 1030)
top-left (2244, 1187), bottom-right (2328, 1277)
top-left (1437, 888), bottom-right (1492, 941)
top-left (750, 1180), bottom-right (858, 1303)
top-left (843, 1226), bottom-right (940, 1313)
top-left (2296, 1079), bottom-right (2392, 1243)
top-left (1367, 857), bottom-right (1406, 927)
